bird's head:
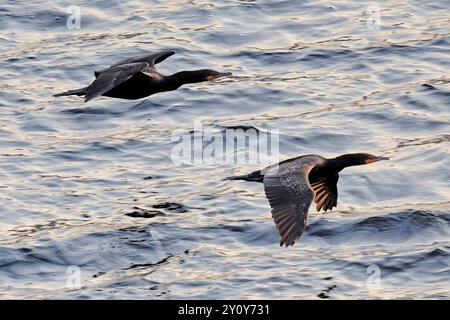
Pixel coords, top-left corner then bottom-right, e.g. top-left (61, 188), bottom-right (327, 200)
top-left (184, 69), bottom-right (232, 83)
top-left (169, 69), bottom-right (232, 87)
top-left (334, 153), bottom-right (390, 170)
top-left (361, 153), bottom-right (390, 164)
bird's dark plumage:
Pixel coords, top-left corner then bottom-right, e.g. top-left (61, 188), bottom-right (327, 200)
top-left (225, 153), bottom-right (389, 247)
top-left (54, 50), bottom-right (232, 102)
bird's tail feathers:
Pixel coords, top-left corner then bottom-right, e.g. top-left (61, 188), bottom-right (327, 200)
top-left (223, 170), bottom-right (263, 182)
top-left (53, 87), bottom-right (87, 97)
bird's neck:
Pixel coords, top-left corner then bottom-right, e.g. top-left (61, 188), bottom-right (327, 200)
top-left (164, 71), bottom-right (203, 90)
top-left (325, 155), bottom-right (362, 172)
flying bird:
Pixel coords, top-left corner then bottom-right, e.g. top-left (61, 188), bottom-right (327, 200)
top-left (225, 153), bottom-right (389, 247)
top-left (54, 50), bottom-right (232, 102)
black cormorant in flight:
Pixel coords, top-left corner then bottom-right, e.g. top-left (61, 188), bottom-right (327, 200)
top-left (225, 153), bottom-right (389, 247)
top-left (54, 50), bottom-right (232, 102)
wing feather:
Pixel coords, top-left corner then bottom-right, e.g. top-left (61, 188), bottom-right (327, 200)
top-left (310, 173), bottom-right (339, 212)
top-left (84, 62), bottom-right (149, 102)
top-left (263, 173), bottom-right (314, 247)
top-left (94, 50), bottom-right (175, 77)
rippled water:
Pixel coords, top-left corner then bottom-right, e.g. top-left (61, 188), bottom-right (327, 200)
top-left (0, 0), bottom-right (449, 299)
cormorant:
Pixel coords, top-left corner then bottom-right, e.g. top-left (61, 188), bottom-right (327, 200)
top-left (225, 153), bottom-right (389, 247)
top-left (54, 50), bottom-right (232, 102)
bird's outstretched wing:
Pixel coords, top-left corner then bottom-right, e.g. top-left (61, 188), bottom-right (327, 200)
top-left (264, 172), bottom-right (315, 247)
top-left (85, 62), bottom-right (149, 102)
top-left (94, 50), bottom-right (175, 77)
top-left (310, 173), bottom-right (339, 212)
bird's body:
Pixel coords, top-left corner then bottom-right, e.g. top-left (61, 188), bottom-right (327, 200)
top-left (226, 153), bottom-right (389, 247)
top-left (100, 71), bottom-right (169, 100)
top-left (54, 50), bottom-right (232, 102)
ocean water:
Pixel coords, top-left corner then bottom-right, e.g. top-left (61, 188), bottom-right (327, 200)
top-left (0, 0), bottom-right (449, 299)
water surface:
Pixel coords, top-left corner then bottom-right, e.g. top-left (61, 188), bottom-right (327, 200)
top-left (0, 0), bottom-right (449, 299)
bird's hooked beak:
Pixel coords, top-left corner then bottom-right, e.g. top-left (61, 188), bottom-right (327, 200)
top-left (207, 72), bottom-right (232, 81)
top-left (364, 156), bottom-right (390, 164)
